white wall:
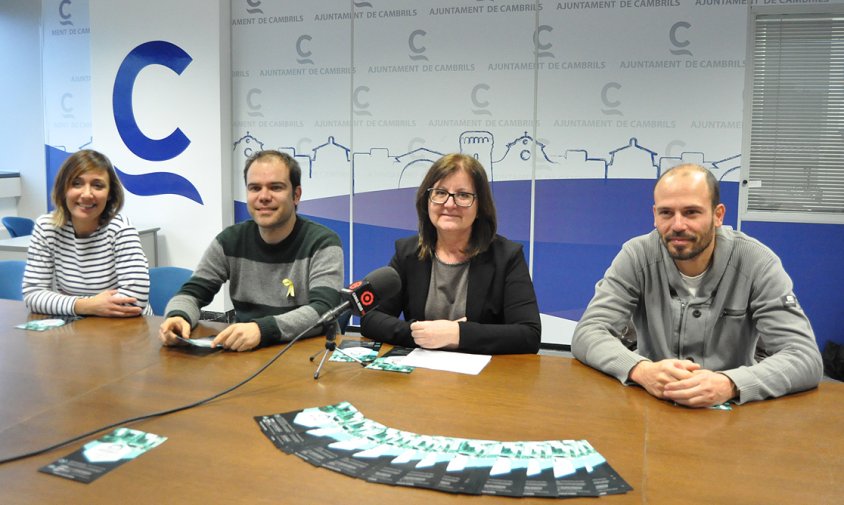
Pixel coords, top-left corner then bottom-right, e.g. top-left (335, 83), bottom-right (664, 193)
top-left (10, 0), bottom-right (844, 346)
top-left (0, 0), bottom-right (46, 234)
top-left (88, 0), bottom-right (232, 309)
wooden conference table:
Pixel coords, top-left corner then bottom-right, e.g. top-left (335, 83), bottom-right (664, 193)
top-left (0, 299), bottom-right (841, 504)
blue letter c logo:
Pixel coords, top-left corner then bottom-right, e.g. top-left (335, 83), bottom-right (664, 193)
top-left (113, 41), bottom-right (192, 161)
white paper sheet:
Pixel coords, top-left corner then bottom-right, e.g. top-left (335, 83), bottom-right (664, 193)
top-left (400, 349), bottom-right (491, 375)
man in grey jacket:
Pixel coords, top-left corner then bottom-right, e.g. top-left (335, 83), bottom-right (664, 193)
top-left (572, 164), bottom-right (823, 407)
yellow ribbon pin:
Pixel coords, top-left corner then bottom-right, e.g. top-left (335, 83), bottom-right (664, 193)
top-left (282, 278), bottom-right (295, 298)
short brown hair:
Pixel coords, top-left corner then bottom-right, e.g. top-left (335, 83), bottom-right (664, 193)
top-left (51, 149), bottom-right (125, 227)
top-left (415, 153), bottom-right (497, 260)
top-left (243, 150), bottom-right (302, 189)
top-left (656, 163), bottom-right (720, 209)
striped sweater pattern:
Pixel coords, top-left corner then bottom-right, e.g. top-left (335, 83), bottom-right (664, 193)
top-left (23, 213), bottom-right (151, 315)
top-left (165, 217), bottom-right (343, 346)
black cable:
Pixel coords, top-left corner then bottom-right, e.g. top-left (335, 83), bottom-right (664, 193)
top-left (0, 325), bottom-right (316, 466)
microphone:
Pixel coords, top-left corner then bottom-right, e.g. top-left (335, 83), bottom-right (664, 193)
top-left (315, 266), bottom-right (401, 327)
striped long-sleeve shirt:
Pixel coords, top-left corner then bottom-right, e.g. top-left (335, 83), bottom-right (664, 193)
top-left (22, 213), bottom-right (151, 315)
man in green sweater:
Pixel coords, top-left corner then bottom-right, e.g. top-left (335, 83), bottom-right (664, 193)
top-left (572, 164), bottom-right (822, 407)
top-left (158, 150), bottom-right (344, 351)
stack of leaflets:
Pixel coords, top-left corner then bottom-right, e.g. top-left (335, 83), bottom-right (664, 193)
top-left (364, 346), bottom-right (414, 373)
top-left (328, 339), bottom-right (382, 363)
top-left (39, 428), bottom-right (167, 483)
top-left (256, 402), bottom-right (631, 497)
top-left (16, 316), bottom-right (81, 331)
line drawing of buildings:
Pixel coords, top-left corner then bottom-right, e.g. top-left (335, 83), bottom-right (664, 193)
top-left (231, 130), bottom-right (741, 203)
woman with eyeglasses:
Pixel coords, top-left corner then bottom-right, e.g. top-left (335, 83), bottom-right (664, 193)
top-left (360, 153), bottom-right (541, 354)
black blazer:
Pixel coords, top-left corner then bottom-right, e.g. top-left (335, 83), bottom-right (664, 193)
top-left (360, 235), bottom-right (541, 354)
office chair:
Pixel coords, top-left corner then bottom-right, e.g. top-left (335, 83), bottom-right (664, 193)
top-left (0, 260), bottom-right (26, 301)
top-left (2, 216), bottom-right (35, 238)
top-left (148, 266), bottom-right (193, 316)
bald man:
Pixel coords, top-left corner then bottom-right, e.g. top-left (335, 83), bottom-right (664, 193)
top-left (572, 164), bottom-right (822, 407)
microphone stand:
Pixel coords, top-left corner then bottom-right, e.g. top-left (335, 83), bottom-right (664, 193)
top-left (309, 319), bottom-right (366, 379)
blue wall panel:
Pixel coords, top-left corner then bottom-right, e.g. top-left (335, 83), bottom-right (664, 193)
top-left (741, 221), bottom-right (844, 352)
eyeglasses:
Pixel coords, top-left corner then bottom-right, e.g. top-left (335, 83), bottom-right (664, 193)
top-left (427, 188), bottom-right (477, 207)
